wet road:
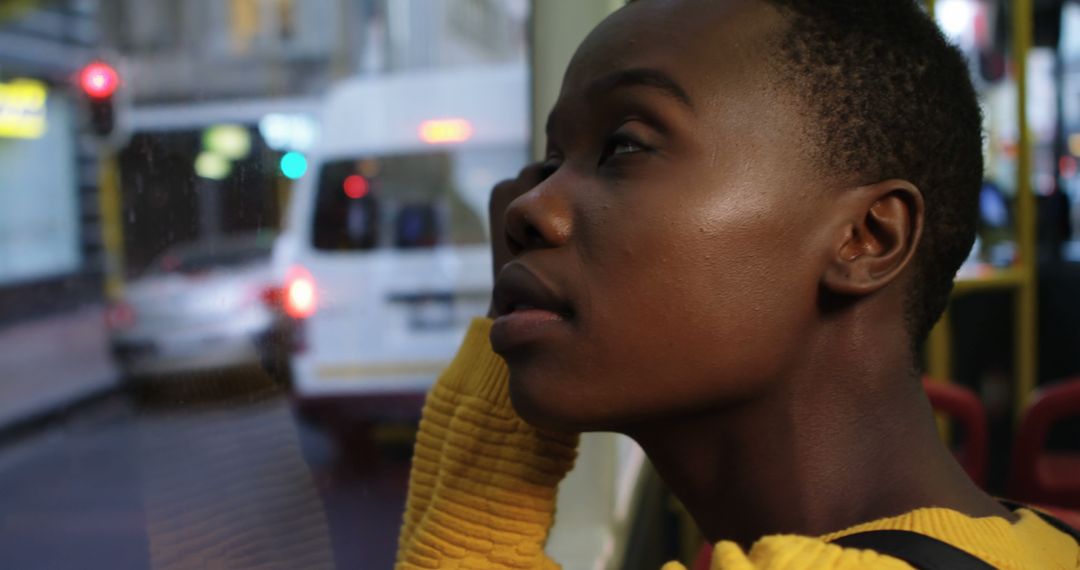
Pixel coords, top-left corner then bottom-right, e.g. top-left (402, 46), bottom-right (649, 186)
top-left (0, 370), bottom-right (414, 569)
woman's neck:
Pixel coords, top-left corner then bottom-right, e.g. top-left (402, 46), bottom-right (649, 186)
top-left (625, 353), bottom-right (1010, 547)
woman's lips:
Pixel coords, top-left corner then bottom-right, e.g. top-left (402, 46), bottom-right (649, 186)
top-left (490, 263), bottom-right (574, 352)
top-left (491, 308), bottom-right (570, 353)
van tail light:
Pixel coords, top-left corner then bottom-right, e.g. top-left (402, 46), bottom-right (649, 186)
top-left (283, 265), bottom-right (317, 319)
top-left (260, 267), bottom-right (314, 354)
top-left (105, 302), bottom-right (136, 330)
top-left (261, 267), bottom-right (318, 320)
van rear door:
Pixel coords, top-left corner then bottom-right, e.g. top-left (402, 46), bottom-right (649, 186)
top-left (296, 152), bottom-right (493, 394)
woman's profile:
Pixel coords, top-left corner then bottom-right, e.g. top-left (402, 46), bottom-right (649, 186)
top-left (394, 0), bottom-right (1080, 568)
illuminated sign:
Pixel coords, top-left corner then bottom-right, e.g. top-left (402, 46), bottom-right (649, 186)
top-left (419, 118), bottom-right (473, 144)
top-left (0, 78), bottom-right (48, 139)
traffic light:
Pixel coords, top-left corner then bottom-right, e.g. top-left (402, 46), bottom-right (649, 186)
top-left (79, 61), bottom-right (119, 137)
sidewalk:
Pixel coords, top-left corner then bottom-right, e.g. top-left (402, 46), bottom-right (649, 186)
top-left (0, 305), bottom-right (119, 434)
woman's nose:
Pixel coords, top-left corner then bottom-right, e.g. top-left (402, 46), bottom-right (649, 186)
top-left (503, 182), bottom-right (573, 256)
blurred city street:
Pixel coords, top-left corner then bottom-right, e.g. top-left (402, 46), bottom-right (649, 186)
top-left (0, 2), bottom-right (529, 565)
top-left (0, 370), bottom-right (412, 570)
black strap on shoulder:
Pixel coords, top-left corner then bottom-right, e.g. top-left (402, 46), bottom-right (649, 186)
top-left (832, 530), bottom-right (995, 570)
top-left (831, 501), bottom-right (1080, 568)
top-left (997, 499), bottom-right (1080, 543)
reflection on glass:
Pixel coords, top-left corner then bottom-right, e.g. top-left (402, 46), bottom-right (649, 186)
top-left (0, 1), bottom-right (529, 567)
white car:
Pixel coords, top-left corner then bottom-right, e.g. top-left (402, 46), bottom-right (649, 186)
top-left (273, 64), bottom-right (528, 421)
top-left (107, 235), bottom-right (287, 379)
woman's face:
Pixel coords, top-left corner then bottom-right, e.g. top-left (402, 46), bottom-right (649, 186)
top-left (490, 0), bottom-right (837, 431)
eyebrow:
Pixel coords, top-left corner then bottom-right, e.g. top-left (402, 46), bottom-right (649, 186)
top-left (545, 67), bottom-right (695, 141)
top-left (586, 67), bottom-right (695, 110)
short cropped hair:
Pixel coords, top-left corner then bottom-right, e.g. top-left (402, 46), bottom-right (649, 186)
top-left (626, 0), bottom-right (983, 352)
top-left (761, 0), bottom-right (982, 351)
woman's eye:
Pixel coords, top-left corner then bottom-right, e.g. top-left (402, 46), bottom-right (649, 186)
top-left (600, 135), bottom-right (647, 165)
top-left (611, 138), bottom-right (644, 156)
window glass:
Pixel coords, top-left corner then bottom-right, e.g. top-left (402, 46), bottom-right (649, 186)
top-left (313, 149), bottom-right (516, 251)
top-left (0, 1), bottom-right (529, 567)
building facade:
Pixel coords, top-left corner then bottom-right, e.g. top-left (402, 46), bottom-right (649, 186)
top-left (0, 0), bottom-right (105, 322)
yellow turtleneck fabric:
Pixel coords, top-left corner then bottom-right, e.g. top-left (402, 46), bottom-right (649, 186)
top-left (394, 319), bottom-right (1080, 570)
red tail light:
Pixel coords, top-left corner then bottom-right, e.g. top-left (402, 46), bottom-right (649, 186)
top-left (284, 266), bottom-right (317, 319)
top-left (105, 302), bottom-right (136, 330)
top-left (260, 286), bottom-right (284, 308)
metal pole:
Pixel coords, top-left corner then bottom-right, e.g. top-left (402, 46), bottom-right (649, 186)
top-left (529, 0), bottom-right (621, 160)
top-left (926, 311), bottom-right (952, 382)
top-left (98, 150), bottom-right (125, 300)
top-left (197, 178), bottom-right (223, 242)
top-left (1012, 0), bottom-right (1038, 417)
top-left (923, 0), bottom-right (954, 387)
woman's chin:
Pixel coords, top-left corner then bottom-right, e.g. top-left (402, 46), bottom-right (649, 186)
top-left (507, 371), bottom-right (595, 433)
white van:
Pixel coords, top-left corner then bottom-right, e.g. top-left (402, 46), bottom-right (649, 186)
top-left (272, 65), bottom-right (528, 419)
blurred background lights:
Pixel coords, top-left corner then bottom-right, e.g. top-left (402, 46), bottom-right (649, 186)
top-left (419, 118), bottom-right (473, 144)
top-left (259, 113), bottom-right (318, 151)
top-left (280, 151), bottom-right (308, 180)
top-left (935, 0), bottom-right (978, 42)
top-left (343, 174), bottom-right (369, 199)
top-left (79, 61), bottom-right (119, 99)
top-left (284, 266), bottom-right (317, 319)
top-left (194, 151), bottom-right (231, 180)
top-left (358, 158), bottom-right (381, 178)
top-left (0, 78), bottom-right (48, 139)
top-left (203, 124), bottom-right (251, 160)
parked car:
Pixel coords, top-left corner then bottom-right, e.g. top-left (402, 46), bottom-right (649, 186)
top-left (107, 234), bottom-right (288, 381)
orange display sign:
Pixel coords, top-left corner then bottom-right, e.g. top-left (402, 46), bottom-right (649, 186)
top-left (419, 118), bottom-right (473, 144)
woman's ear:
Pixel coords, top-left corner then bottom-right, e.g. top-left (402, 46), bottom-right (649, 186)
top-left (822, 179), bottom-right (924, 297)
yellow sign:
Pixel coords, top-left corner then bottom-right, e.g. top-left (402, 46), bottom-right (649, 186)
top-left (0, 78), bottom-right (47, 139)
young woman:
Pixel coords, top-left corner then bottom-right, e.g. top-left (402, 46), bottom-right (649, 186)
top-left (394, 0), bottom-right (1080, 568)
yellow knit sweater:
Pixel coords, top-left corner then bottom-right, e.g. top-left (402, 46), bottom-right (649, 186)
top-left (394, 319), bottom-right (1080, 570)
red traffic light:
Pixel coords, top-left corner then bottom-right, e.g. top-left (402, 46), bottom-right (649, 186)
top-left (80, 61), bottom-right (119, 99)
